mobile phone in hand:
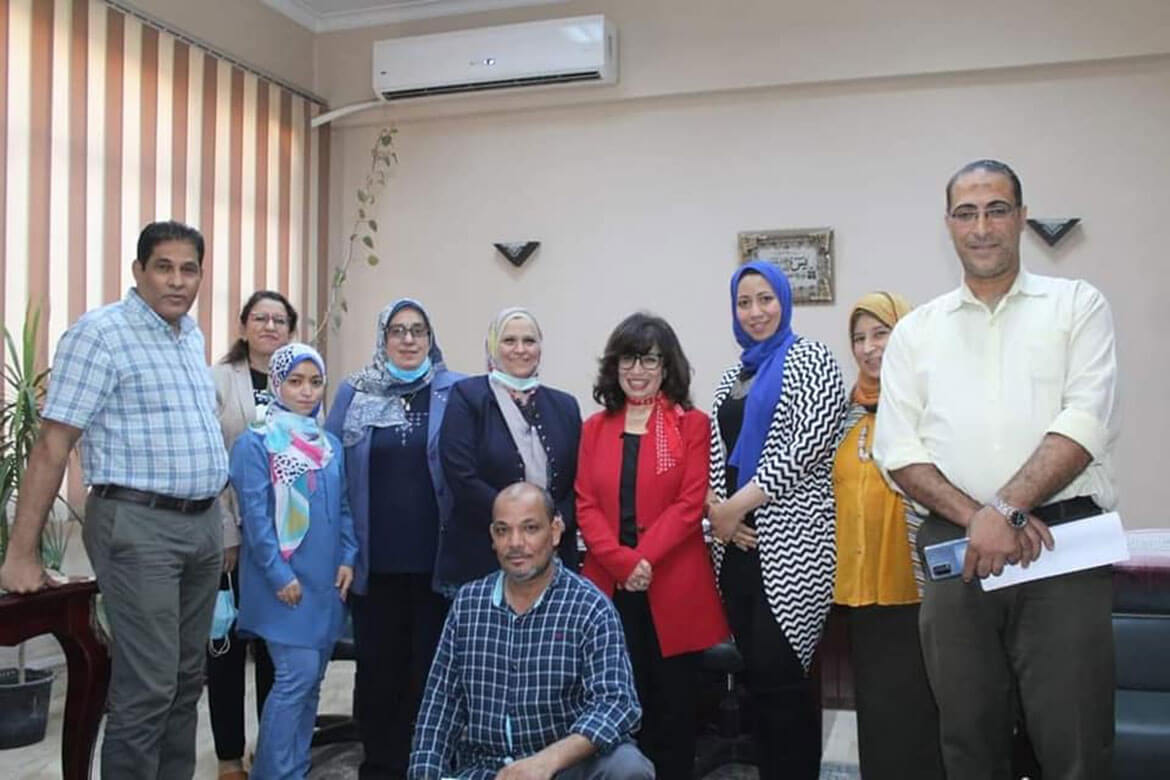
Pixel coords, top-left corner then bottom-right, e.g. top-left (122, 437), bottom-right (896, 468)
top-left (923, 537), bottom-right (968, 580)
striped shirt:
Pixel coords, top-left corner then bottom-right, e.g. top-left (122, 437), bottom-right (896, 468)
top-left (408, 562), bottom-right (640, 779)
top-left (43, 288), bottom-right (229, 499)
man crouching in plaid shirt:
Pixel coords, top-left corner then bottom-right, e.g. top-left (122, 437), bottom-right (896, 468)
top-left (409, 482), bottom-right (653, 779)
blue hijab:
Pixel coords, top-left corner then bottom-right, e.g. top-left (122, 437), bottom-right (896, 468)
top-left (728, 261), bottom-right (798, 488)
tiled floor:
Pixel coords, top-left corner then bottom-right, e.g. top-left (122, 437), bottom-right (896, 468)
top-left (0, 659), bottom-right (859, 778)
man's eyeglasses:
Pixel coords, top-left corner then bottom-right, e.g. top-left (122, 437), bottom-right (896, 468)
top-left (387, 324), bottom-right (430, 341)
top-left (618, 353), bottom-right (663, 371)
top-left (248, 313), bottom-right (290, 327)
top-left (948, 203), bottom-right (1017, 224)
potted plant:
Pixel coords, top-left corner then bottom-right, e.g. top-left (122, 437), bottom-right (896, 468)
top-left (0, 308), bottom-right (80, 749)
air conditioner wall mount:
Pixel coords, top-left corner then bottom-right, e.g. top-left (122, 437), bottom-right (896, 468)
top-left (372, 15), bottom-right (617, 102)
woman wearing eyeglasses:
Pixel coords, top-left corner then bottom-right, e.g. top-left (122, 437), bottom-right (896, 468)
top-left (207, 290), bottom-right (295, 779)
top-left (832, 292), bottom-right (943, 779)
top-left (436, 307), bottom-right (581, 593)
top-left (707, 262), bottom-right (847, 778)
top-left (324, 299), bottom-right (465, 779)
top-left (576, 312), bottom-right (729, 779)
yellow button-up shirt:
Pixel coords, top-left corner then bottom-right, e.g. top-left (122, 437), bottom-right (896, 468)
top-left (833, 410), bottom-right (920, 606)
top-left (873, 269), bottom-right (1119, 511)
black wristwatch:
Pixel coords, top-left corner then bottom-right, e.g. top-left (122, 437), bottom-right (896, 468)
top-left (992, 496), bottom-right (1029, 529)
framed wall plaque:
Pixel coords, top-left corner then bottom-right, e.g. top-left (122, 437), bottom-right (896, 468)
top-left (737, 227), bottom-right (834, 303)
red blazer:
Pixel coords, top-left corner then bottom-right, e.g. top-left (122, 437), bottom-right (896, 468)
top-left (576, 404), bottom-right (729, 657)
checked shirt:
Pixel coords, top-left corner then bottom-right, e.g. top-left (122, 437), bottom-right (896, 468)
top-left (43, 288), bottom-right (228, 499)
top-left (409, 561), bottom-right (640, 779)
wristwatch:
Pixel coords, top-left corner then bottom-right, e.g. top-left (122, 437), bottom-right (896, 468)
top-left (992, 495), bottom-right (1029, 529)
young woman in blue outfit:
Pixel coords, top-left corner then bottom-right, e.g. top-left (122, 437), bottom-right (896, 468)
top-left (230, 343), bottom-right (357, 780)
top-left (324, 299), bottom-right (464, 779)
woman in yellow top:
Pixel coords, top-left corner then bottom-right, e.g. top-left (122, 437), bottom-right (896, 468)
top-left (833, 292), bottom-right (943, 779)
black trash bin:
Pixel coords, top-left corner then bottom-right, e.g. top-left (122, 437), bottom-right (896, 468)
top-left (0, 667), bottom-right (54, 749)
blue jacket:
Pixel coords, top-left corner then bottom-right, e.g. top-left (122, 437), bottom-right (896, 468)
top-left (436, 375), bottom-right (582, 590)
top-left (230, 429), bottom-right (358, 650)
top-left (324, 369), bottom-right (465, 595)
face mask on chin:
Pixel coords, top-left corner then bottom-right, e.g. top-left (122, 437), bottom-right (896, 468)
top-left (386, 356), bottom-right (432, 383)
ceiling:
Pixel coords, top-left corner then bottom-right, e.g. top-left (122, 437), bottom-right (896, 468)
top-left (261, 0), bottom-right (570, 32)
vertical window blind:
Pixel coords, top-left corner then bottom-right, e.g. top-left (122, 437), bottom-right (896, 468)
top-left (2, 0), bottom-right (331, 505)
top-left (2, 0), bottom-right (330, 368)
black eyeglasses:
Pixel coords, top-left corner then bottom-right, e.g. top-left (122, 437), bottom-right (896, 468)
top-left (618, 353), bottom-right (663, 371)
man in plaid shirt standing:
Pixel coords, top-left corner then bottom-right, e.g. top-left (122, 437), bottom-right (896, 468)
top-left (408, 482), bottom-right (653, 779)
top-left (1, 221), bottom-right (229, 780)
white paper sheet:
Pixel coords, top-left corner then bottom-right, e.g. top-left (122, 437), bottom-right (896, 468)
top-left (980, 511), bottom-right (1130, 591)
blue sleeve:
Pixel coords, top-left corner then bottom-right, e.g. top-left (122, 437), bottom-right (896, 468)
top-left (439, 380), bottom-right (500, 519)
top-left (555, 393), bottom-right (583, 521)
top-left (324, 381), bottom-right (355, 440)
top-left (408, 598), bottom-right (467, 778)
top-left (42, 319), bottom-right (116, 430)
top-left (229, 433), bottom-right (297, 592)
top-left (333, 434), bottom-right (358, 568)
top-left (570, 597), bottom-right (641, 752)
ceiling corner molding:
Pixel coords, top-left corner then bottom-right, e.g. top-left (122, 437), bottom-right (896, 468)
top-left (261, 0), bottom-right (327, 33)
top-left (264, 0), bottom-right (570, 33)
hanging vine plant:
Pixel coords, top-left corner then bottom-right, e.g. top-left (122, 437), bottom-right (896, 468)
top-left (309, 126), bottom-right (397, 347)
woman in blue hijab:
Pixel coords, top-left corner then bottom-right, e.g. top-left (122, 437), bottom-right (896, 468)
top-left (324, 299), bottom-right (465, 778)
top-left (707, 261), bottom-right (848, 778)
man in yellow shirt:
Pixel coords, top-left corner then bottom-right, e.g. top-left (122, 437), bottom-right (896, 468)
top-left (874, 159), bottom-right (1119, 779)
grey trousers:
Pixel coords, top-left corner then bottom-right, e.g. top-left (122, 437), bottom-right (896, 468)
top-left (555, 743), bottom-right (655, 779)
top-left (83, 494), bottom-right (223, 780)
top-left (918, 516), bottom-right (1114, 780)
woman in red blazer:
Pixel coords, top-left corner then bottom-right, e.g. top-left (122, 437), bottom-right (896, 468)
top-left (577, 312), bottom-right (730, 779)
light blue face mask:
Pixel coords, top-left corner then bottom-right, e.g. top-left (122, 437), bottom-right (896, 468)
top-left (208, 583), bottom-right (237, 656)
top-left (386, 356), bottom-right (432, 382)
top-left (489, 369), bottom-right (540, 392)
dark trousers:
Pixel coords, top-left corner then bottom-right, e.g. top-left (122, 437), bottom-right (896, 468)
top-left (613, 590), bottom-right (700, 780)
top-left (723, 581), bottom-right (821, 779)
top-left (82, 494), bottom-right (222, 780)
top-left (205, 567), bottom-right (275, 761)
top-left (918, 514), bottom-right (1115, 780)
top-left (844, 603), bottom-right (944, 780)
top-left (352, 572), bottom-right (449, 779)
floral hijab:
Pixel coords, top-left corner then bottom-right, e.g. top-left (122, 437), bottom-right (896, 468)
top-left (261, 343), bottom-right (332, 560)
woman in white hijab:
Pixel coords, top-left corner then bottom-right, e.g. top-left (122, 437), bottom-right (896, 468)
top-left (437, 307), bottom-right (583, 592)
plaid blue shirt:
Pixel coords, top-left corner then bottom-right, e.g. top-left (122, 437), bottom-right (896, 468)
top-left (408, 562), bottom-right (641, 779)
top-left (43, 288), bottom-right (228, 499)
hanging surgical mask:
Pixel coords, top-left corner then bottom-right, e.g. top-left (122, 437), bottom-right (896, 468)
top-left (385, 356), bottom-right (432, 383)
top-left (489, 369), bottom-right (540, 393)
top-left (208, 581), bottom-right (237, 657)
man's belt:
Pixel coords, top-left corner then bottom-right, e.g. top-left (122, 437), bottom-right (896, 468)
top-left (1030, 496), bottom-right (1100, 526)
top-left (91, 485), bottom-right (217, 515)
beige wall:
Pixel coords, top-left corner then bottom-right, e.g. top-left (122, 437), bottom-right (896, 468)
top-left (324, 53), bottom-right (1170, 529)
top-left (313, 0), bottom-right (1170, 117)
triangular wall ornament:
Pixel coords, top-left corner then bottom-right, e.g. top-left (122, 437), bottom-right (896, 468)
top-left (494, 241), bottom-right (540, 267)
top-left (1026, 218), bottom-right (1080, 247)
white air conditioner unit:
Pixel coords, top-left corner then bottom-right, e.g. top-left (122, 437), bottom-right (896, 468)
top-left (372, 15), bottom-right (617, 101)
